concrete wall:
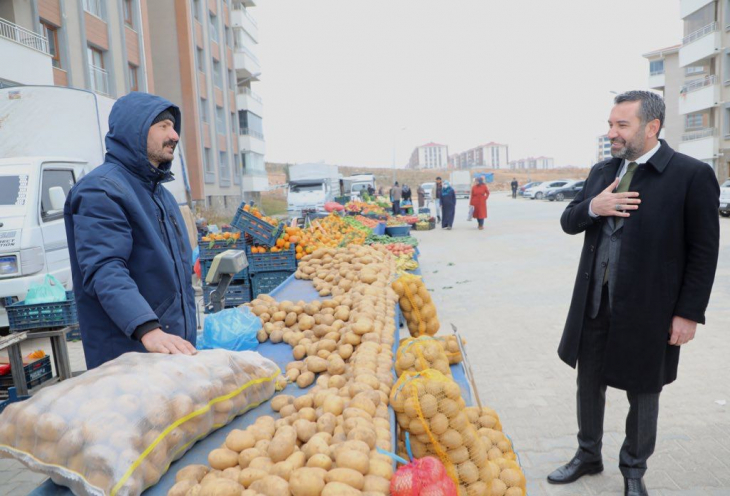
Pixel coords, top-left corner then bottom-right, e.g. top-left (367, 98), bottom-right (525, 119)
top-left (0, 36), bottom-right (53, 85)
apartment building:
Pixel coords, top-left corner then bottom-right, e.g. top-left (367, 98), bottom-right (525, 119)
top-left (1, 0), bottom-right (154, 94)
top-left (450, 142), bottom-right (509, 169)
top-left (596, 134), bottom-right (612, 162)
top-left (408, 143), bottom-right (449, 169)
top-left (642, 0), bottom-right (730, 181)
top-left (0, 0), bottom-right (267, 207)
top-left (509, 156), bottom-right (555, 170)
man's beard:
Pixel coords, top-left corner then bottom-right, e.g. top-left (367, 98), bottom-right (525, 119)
top-left (148, 141), bottom-right (176, 165)
top-left (611, 133), bottom-right (645, 161)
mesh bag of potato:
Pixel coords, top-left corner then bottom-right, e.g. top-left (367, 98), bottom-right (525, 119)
top-left (390, 369), bottom-right (495, 495)
top-left (390, 455), bottom-right (457, 496)
top-left (392, 274), bottom-right (439, 337)
top-left (0, 350), bottom-right (280, 496)
top-left (396, 336), bottom-right (464, 377)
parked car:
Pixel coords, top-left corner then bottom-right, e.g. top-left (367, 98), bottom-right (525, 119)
top-left (518, 181), bottom-right (542, 197)
top-left (546, 180), bottom-right (585, 202)
top-left (524, 180), bottom-right (571, 200)
top-left (720, 179), bottom-right (730, 217)
top-left (421, 182), bottom-right (435, 201)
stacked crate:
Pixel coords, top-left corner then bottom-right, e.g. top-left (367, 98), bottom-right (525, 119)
top-left (198, 236), bottom-right (252, 313)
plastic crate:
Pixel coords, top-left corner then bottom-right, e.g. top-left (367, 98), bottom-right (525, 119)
top-left (7, 291), bottom-right (78, 332)
top-left (200, 259), bottom-right (250, 282)
top-left (413, 221), bottom-right (435, 231)
top-left (251, 271), bottom-right (293, 298)
top-left (246, 245), bottom-right (297, 274)
top-left (0, 356), bottom-right (53, 392)
top-left (335, 196), bottom-right (351, 205)
top-left (231, 206), bottom-right (283, 247)
top-left (202, 281), bottom-right (252, 313)
top-left (385, 225), bottom-right (411, 237)
top-left (198, 236), bottom-right (245, 261)
top-left (66, 327), bottom-right (82, 342)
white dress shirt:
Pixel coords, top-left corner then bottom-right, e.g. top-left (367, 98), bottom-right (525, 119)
top-left (588, 141), bottom-right (661, 218)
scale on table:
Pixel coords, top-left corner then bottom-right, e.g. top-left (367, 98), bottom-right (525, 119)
top-left (204, 250), bottom-right (248, 313)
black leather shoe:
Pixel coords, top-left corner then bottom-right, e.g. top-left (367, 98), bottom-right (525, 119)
top-left (547, 457), bottom-right (603, 484)
top-left (624, 477), bottom-right (648, 496)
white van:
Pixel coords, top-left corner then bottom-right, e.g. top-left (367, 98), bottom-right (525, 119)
top-left (0, 86), bottom-right (190, 329)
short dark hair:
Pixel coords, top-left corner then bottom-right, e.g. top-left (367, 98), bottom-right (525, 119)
top-left (614, 90), bottom-right (665, 131)
top-left (436, 176), bottom-right (442, 180)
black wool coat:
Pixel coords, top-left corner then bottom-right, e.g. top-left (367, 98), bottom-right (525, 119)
top-left (559, 140), bottom-right (720, 393)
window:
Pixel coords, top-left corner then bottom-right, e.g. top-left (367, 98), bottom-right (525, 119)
top-left (230, 112), bottom-right (236, 133)
top-left (209, 13), bottom-right (219, 43)
top-left (649, 59), bottom-right (664, 75)
top-left (686, 113), bottom-right (704, 130)
top-left (123, 0), bottom-right (134, 28)
top-left (204, 147), bottom-right (214, 173)
top-left (229, 69), bottom-right (235, 88)
top-left (196, 47), bottom-right (205, 73)
top-left (199, 98), bottom-right (209, 122)
top-left (128, 64), bottom-right (138, 91)
top-left (216, 105), bottom-right (225, 132)
top-left (684, 2), bottom-right (716, 37)
top-left (234, 153), bottom-right (242, 177)
top-left (220, 151), bottom-right (229, 182)
top-left (193, 0), bottom-right (201, 21)
top-left (83, 0), bottom-right (103, 18)
top-left (239, 111), bottom-right (263, 138)
top-left (87, 46), bottom-right (109, 95)
top-left (686, 65), bottom-right (706, 76)
top-left (88, 46), bottom-right (104, 68)
top-left (213, 59), bottom-right (222, 88)
top-left (41, 170), bottom-right (75, 221)
top-left (41, 22), bottom-right (61, 69)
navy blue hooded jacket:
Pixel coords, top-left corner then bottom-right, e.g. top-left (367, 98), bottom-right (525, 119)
top-left (64, 92), bottom-right (196, 369)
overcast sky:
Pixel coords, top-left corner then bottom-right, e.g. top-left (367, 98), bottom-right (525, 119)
top-left (253, 1), bottom-right (683, 168)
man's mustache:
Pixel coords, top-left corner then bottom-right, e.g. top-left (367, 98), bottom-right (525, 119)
top-left (163, 140), bottom-right (177, 150)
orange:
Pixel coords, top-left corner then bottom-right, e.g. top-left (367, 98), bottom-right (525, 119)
top-left (284, 242), bottom-right (291, 250)
top-left (276, 239), bottom-right (285, 248)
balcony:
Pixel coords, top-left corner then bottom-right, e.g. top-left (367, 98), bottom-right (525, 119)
top-left (680, 0), bottom-right (714, 19)
top-left (0, 17), bottom-right (53, 85)
top-left (679, 22), bottom-right (721, 67)
top-left (238, 128), bottom-right (265, 155)
top-left (679, 127), bottom-right (718, 160)
top-left (236, 86), bottom-right (263, 115)
top-left (648, 69), bottom-right (665, 90)
top-left (678, 75), bottom-right (720, 114)
top-left (88, 64), bottom-right (110, 96)
top-left (231, 5), bottom-right (258, 42)
top-left (234, 45), bottom-right (261, 80)
top-left (242, 172), bottom-right (268, 192)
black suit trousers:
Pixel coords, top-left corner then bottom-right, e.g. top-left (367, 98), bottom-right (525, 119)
top-left (576, 287), bottom-right (661, 478)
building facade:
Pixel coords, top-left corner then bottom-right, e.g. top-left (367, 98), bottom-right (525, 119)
top-left (450, 142), bottom-right (509, 169)
top-left (508, 156), bottom-right (555, 170)
top-left (642, 0), bottom-right (730, 181)
top-left (0, 0), bottom-right (267, 208)
top-left (596, 134), bottom-right (612, 162)
top-left (408, 142), bottom-right (449, 169)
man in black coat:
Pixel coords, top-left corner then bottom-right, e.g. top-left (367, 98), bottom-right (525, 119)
top-left (549, 91), bottom-right (719, 496)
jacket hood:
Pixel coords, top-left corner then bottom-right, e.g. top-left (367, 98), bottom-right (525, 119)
top-left (105, 92), bottom-right (182, 183)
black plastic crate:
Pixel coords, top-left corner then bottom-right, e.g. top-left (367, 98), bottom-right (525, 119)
top-left (198, 236), bottom-right (246, 261)
top-left (7, 291), bottom-right (78, 332)
top-left (202, 281), bottom-right (252, 313)
top-left (246, 245), bottom-right (297, 274)
top-left (200, 259), bottom-right (250, 282)
top-left (251, 271), bottom-right (293, 298)
top-left (0, 356), bottom-right (53, 391)
top-left (231, 206), bottom-right (283, 247)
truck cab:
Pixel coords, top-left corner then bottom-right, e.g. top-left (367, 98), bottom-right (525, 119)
top-left (0, 157), bottom-right (89, 330)
top-left (287, 179), bottom-right (331, 216)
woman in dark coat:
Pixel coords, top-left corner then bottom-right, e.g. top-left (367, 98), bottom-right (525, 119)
top-left (441, 181), bottom-right (456, 229)
top-left (469, 177), bottom-right (490, 230)
top-left (417, 185), bottom-right (425, 209)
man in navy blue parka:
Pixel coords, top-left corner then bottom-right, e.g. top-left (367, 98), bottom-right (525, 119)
top-left (64, 92), bottom-right (197, 369)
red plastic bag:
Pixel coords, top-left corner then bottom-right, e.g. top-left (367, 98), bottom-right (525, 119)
top-left (391, 456), bottom-right (457, 496)
top-left (194, 257), bottom-right (202, 279)
top-left (324, 201), bottom-right (344, 212)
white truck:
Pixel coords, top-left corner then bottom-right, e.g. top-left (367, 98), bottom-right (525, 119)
top-left (0, 86), bottom-right (190, 330)
top-left (450, 170), bottom-right (471, 198)
top-left (342, 174), bottom-right (376, 199)
top-left (287, 163), bottom-right (341, 216)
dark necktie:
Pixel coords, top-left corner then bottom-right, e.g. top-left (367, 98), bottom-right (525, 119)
top-left (604, 162), bottom-right (639, 284)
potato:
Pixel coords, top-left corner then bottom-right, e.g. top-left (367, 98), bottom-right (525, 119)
top-left (297, 372), bottom-right (315, 388)
top-left (248, 456), bottom-right (274, 472)
top-left (335, 449), bottom-right (369, 475)
top-left (322, 481), bottom-right (362, 496)
top-left (293, 419), bottom-right (317, 443)
top-left (270, 461), bottom-right (294, 481)
top-left (363, 475), bottom-right (390, 493)
top-left (271, 395), bottom-right (294, 413)
top-left (306, 453), bottom-right (333, 470)
top-left (198, 478), bottom-right (243, 496)
top-left (289, 467), bottom-right (326, 496)
top-left (238, 468), bottom-right (268, 488)
top-left (322, 396), bottom-right (345, 416)
top-left (225, 430), bottom-right (256, 453)
top-left (167, 479), bottom-right (197, 496)
top-left (325, 468), bottom-right (365, 490)
top-left (237, 448), bottom-right (260, 469)
top-left (208, 449), bottom-right (239, 470)
top-left (306, 357), bottom-right (328, 373)
top-left (249, 475), bottom-right (290, 496)
top-left (176, 464), bottom-right (210, 483)
top-left (268, 432), bottom-right (296, 463)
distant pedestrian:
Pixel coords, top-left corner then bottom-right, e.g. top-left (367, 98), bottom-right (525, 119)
top-left (402, 184), bottom-right (412, 202)
top-left (511, 178), bottom-right (518, 199)
top-left (470, 176), bottom-right (490, 230)
top-left (440, 181), bottom-right (456, 229)
top-left (417, 185), bottom-right (425, 209)
top-left (435, 176), bottom-right (443, 222)
top-left (367, 184), bottom-right (375, 197)
top-left (390, 182), bottom-right (402, 215)
top-left (378, 186), bottom-right (384, 196)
